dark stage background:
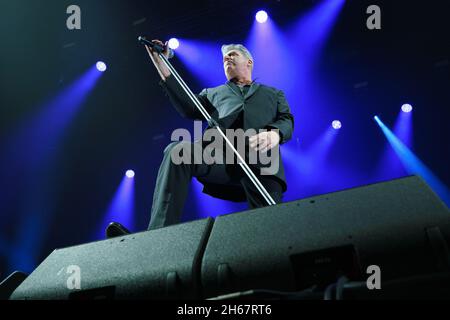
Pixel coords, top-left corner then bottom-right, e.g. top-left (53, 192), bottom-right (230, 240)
top-left (0, 0), bottom-right (449, 277)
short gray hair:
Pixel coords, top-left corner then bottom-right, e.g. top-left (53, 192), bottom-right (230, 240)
top-left (221, 44), bottom-right (254, 62)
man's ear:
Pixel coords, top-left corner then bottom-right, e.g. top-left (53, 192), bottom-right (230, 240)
top-left (248, 59), bottom-right (253, 68)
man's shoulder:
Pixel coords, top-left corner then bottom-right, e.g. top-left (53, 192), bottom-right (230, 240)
top-left (257, 83), bottom-right (282, 93)
top-left (201, 83), bottom-right (227, 94)
top-left (211, 83), bottom-right (229, 91)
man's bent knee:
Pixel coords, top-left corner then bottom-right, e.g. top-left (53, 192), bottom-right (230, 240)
top-left (164, 141), bottom-right (202, 165)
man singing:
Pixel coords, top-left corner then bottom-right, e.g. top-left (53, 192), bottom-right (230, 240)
top-left (106, 40), bottom-right (294, 237)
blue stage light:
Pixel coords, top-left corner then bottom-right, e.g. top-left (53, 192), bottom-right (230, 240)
top-left (255, 10), bottom-right (268, 23)
top-left (168, 38), bottom-right (180, 50)
top-left (126, 170), bottom-right (135, 178)
top-left (332, 120), bottom-right (342, 129)
top-left (401, 103), bottom-right (413, 113)
top-left (96, 61), bottom-right (107, 72)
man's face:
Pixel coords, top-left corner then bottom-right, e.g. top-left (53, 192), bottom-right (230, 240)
top-left (223, 50), bottom-right (252, 80)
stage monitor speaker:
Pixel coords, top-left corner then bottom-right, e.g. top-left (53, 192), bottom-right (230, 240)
top-left (10, 218), bottom-right (213, 300)
top-left (201, 175), bottom-right (450, 298)
top-left (0, 271), bottom-right (28, 300)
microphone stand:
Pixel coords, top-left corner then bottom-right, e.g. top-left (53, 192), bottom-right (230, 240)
top-left (138, 36), bottom-right (276, 206)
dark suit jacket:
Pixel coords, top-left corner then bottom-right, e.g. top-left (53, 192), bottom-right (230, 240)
top-left (160, 75), bottom-right (294, 202)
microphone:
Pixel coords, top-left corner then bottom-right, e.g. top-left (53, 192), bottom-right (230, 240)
top-left (138, 36), bottom-right (174, 59)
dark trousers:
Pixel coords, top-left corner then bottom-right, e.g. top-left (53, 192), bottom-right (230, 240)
top-left (148, 141), bottom-right (283, 230)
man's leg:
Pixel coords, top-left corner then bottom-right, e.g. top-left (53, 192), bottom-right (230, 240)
top-left (148, 141), bottom-right (233, 230)
top-left (148, 141), bottom-right (210, 230)
top-left (240, 176), bottom-right (283, 209)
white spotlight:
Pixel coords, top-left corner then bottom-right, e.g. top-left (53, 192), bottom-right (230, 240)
top-left (168, 38), bottom-right (179, 50)
top-left (332, 120), bottom-right (342, 130)
top-left (401, 103), bottom-right (413, 113)
top-left (255, 10), bottom-right (268, 23)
